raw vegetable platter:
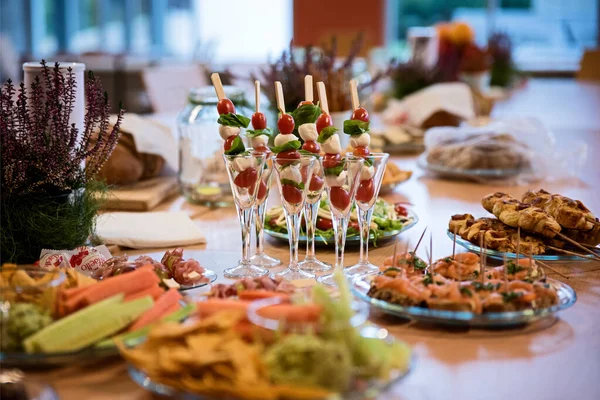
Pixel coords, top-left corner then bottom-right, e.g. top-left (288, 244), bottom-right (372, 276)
top-left (264, 198), bottom-right (418, 245)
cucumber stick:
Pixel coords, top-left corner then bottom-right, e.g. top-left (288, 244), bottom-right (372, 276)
top-left (24, 294), bottom-right (154, 353)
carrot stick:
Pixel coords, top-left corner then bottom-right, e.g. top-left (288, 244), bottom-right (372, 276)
top-left (238, 290), bottom-right (291, 302)
top-left (127, 289), bottom-right (182, 332)
top-left (124, 285), bottom-right (164, 302)
top-left (257, 304), bottom-right (322, 323)
top-left (73, 268), bottom-right (160, 306)
top-left (196, 299), bottom-right (250, 318)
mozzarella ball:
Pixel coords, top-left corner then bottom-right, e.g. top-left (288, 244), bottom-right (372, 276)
top-left (321, 134), bottom-right (342, 154)
top-left (350, 133), bottom-right (371, 148)
top-left (280, 165), bottom-right (302, 182)
top-left (360, 165), bottom-right (375, 180)
top-left (233, 157), bottom-right (253, 172)
top-left (325, 171), bottom-right (346, 187)
top-left (298, 123), bottom-right (318, 142)
top-left (250, 135), bottom-right (269, 148)
top-left (274, 133), bottom-right (297, 147)
top-left (219, 125), bottom-right (240, 140)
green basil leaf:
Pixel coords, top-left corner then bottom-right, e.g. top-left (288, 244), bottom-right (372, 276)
top-left (324, 164), bottom-right (344, 176)
top-left (245, 128), bottom-right (272, 138)
top-left (299, 149), bottom-right (318, 157)
top-left (224, 135), bottom-right (245, 155)
top-left (363, 156), bottom-right (374, 167)
top-left (280, 178), bottom-right (305, 190)
top-left (317, 126), bottom-right (338, 144)
top-left (217, 113), bottom-right (251, 128)
top-left (270, 139), bottom-right (301, 154)
top-left (291, 103), bottom-right (322, 134)
top-left (343, 119), bottom-right (370, 135)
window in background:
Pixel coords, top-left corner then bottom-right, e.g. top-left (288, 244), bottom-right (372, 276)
top-left (395, 0), bottom-right (598, 71)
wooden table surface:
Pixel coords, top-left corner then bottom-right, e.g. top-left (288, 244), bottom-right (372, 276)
top-left (30, 79), bottom-right (600, 400)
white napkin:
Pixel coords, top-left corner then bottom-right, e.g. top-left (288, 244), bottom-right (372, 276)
top-left (96, 212), bottom-right (206, 249)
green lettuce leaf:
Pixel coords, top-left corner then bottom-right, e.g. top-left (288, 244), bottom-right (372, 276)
top-left (217, 113), bottom-right (251, 128)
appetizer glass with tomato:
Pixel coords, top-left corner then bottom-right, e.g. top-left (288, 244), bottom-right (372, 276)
top-left (298, 156), bottom-right (332, 272)
top-left (317, 156), bottom-right (364, 287)
top-left (272, 155), bottom-right (316, 280)
top-left (345, 153), bottom-right (390, 277)
top-left (222, 152), bottom-right (269, 278)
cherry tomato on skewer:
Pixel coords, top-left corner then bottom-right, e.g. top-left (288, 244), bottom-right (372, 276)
top-left (233, 167), bottom-right (258, 189)
top-left (276, 149), bottom-right (301, 166)
top-left (250, 180), bottom-right (268, 200)
top-left (302, 141), bottom-right (321, 154)
top-left (351, 107), bottom-right (370, 122)
top-left (298, 100), bottom-right (313, 107)
top-left (316, 217), bottom-right (333, 230)
top-left (281, 184), bottom-right (303, 204)
top-left (217, 99), bottom-right (235, 115)
top-left (329, 186), bottom-right (351, 210)
top-left (353, 146), bottom-right (370, 157)
top-left (251, 112), bottom-right (267, 129)
top-left (277, 114), bottom-right (295, 134)
top-left (224, 135), bottom-right (237, 152)
top-left (355, 178), bottom-right (375, 203)
top-left (316, 113), bottom-right (333, 133)
top-left (322, 153), bottom-right (341, 169)
top-left (309, 175), bottom-right (324, 191)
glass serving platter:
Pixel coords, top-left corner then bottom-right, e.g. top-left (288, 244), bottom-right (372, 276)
top-left (178, 269), bottom-right (217, 291)
top-left (264, 210), bottom-right (419, 246)
top-left (127, 325), bottom-right (413, 400)
top-left (351, 274), bottom-right (577, 328)
top-left (447, 230), bottom-right (598, 261)
top-left (417, 154), bottom-right (527, 180)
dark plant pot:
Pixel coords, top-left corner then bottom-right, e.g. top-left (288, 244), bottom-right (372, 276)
top-left (1, 188), bottom-right (95, 264)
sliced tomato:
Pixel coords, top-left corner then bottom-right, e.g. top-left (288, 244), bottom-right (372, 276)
top-left (277, 114), bottom-right (295, 134)
top-left (316, 217), bottom-right (333, 230)
top-left (276, 149), bottom-right (301, 166)
top-left (329, 186), bottom-right (351, 210)
top-left (217, 99), bottom-right (235, 115)
top-left (394, 203), bottom-right (408, 216)
top-left (351, 107), bottom-right (369, 122)
top-left (309, 175), bottom-right (324, 191)
top-left (322, 153), bottom-right (341, 169)
top-left (302, 140), bottom-right (320, 154)
top-left (233, 167), bottom-right (258, 189)
top-left (281, 184), bottom-right (303, 204)
top-left (316, 113), bottom-right (333, 133)
top-left (251, 112), bottom-right (267, 129)
top-left (353, 146), bottom-right (371, 157)
top-left (355, 178), bottom-right (375, 203)
top-left (224, 135), bottom-right (237, 151)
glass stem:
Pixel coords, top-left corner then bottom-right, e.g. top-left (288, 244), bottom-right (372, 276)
top-left (332, 215), bottom-right (349, 271)
top-left (238, 206), bottom-right (254, 266)
top-left (254, 201), bottom-right (267, 257)
top-left (304, 200), bottom-right (320, 260)
top-left (286, 212), bottom-right (301, 271)
top-left (358, 207), bottom-right (374, 264)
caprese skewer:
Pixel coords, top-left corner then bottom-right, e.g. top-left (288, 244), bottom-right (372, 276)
top-left (271, 81), bottom-right (304, 204)
top-left (344, 79), bottom-right (374, 203)
top-left (316, 81), bottom-right (350, 211)
top-left (295, 75), bottom-right (323, 192)
top-left (245, 80), bottom-right (271, 200)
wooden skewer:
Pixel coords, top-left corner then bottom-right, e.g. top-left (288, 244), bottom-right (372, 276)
top-left (413, 227), bottom-right (427, 253)
top-left (316, 82), bottom-right (329, 114)
top-left (555, 232), bottom-right (600, 261)
top-left (254, 80), bottom-right (260, 113)
top-left (304, 75), bottom-right (313, 103)
top-left (349, 79), bottom-right (360, 111)
top-left (535, 258), bottom-right (569, 280)
top-left (580, 243), bottom-right (600, 252)
top-left (210, 73), bottom-right (225, 100)
top-left (428, 232), bottom-right (434, 275)
top-left (547, 245), bottom-right (594, 260)
top-left (274, 81), bottom-right (286, 114)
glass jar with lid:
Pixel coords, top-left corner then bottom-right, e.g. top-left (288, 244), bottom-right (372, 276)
top-left (177, 86), bottom-right (253, 206)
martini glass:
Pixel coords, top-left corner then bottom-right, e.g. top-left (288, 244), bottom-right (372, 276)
top-left (317, 156), bottom-right (364, 287)
top-left (222, 152), bottom-right (268, 278)
top-left (249, 157), bottom-right (281, 268)
top-left (272, 155), bottom-right (316, 280)
top-left (298, 156), bottom-right (332, 272)
top-left (345, 153), bottom-right (390, 277)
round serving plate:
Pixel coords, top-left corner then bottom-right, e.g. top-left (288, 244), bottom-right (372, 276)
top-left (127, 325), bottom-right (413, 400)
top-left (417, 154), bottom-right (526, 180)
top-left (448, 230), bottom-right (598, 261)
top-left (264, 210), bottom-right (419, 246)
top-left (351, 274), bottom-right (577, 329)
top-left (0, 345), bottom-right (120, 369)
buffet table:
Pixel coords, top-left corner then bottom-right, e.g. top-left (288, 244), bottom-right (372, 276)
top-left (30, 79), bottom-right (600, 400)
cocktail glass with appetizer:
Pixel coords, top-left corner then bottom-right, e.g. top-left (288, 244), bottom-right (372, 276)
top-left (247, 81), bottom-right (281, 268)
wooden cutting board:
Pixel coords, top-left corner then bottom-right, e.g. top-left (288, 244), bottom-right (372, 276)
top-left (101, 176), bottom-right (179, 211)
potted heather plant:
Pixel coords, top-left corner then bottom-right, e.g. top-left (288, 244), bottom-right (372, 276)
top-left (0, 61), bottom-right (124, 263)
